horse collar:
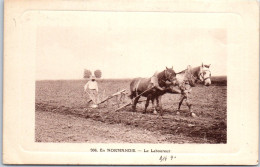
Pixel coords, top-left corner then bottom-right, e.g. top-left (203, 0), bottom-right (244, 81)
top-left (157, 70), bottom-right (167, 84)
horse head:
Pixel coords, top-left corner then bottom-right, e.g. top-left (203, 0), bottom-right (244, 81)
top-left (164, 66), bottom-right (177, 85)
top-left (198, 63), bottom-right (211, 86)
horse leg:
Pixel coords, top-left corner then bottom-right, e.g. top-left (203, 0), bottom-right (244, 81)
top-left (177, 95), bottom-right (185, 115)
top-left (151, 98), bottom-right (158, 114)
top-left (129, 90), bottom-right (136, 109)
top-left (144, 95), bottom-right (151, 114)
top-left (132, 96), bottom-right (140, 112)
top-left (157, 96), bottom-right (163, 116)
top-left (129, 91), bottom-right (134, 102)
top-left (185, 97), bottom-right (196, 117)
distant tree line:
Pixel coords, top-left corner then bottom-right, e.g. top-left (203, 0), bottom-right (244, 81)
top-left (83, 69), bottom-right (102, 79)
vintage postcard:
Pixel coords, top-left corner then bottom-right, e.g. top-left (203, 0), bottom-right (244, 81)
top-left (3, 0), bottom-right (259, 165)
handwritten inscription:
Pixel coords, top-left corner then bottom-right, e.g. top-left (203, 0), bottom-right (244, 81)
top-left (159, 155), bottom-right (177, 162)
top-left (90, 148), bottom-right (176, 162)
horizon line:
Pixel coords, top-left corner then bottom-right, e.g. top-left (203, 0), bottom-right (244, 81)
top-left (35, 75), bottom-right (227, 81)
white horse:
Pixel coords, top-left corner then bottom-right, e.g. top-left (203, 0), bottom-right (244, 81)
top-left (172, 63), bottom-right (212, 117)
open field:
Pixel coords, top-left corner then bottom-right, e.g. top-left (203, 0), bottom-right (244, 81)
top-left (211, 76), bottom-right (227, 86)
top-left (36, 77), bottom-right (227, 143)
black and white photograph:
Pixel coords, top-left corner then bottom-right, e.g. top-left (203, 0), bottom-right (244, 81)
top-left (3, 0), bottom-right (258, 165)
top-left (35, 12), bottom-right (227, 144)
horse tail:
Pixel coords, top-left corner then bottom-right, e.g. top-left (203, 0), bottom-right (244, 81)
top-left (129, 79), bottom-right (137, 99)
top-left (129, 78), bottom-right (141, 99)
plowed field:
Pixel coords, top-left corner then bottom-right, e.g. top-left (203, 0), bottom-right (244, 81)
top-left (36, 78), bottom-right (227, 143)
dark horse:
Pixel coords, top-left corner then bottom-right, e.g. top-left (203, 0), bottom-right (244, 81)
top-left (144, 63), bottom-right (212, 117)
top-left (129, 67), bottom-right (177, 115)
top-left (144, 84), bottom-right (180, 115)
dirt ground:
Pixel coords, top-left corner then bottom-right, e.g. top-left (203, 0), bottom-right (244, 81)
top-left (36, 109), bottom-right (203, 143)
top-left (35, 79), bottom-right (227, 144)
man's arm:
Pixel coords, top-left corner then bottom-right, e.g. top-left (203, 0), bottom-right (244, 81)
top-left (154, 85), bottom-right (164, 91)
top-left (151, 76), bottom-right (164, 91)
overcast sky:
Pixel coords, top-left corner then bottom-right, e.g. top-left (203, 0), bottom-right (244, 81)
top-left (36, 12), bottom-right (227, 80)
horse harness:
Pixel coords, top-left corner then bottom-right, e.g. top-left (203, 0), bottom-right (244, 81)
top-left (134, 70), bottom-right (171, 96)
top-left (160, 69), bottom-right (174, 85)
top-left (199, 69), bottom-right (211, 82)
top-left (186, 68), bottom-right (211, 83)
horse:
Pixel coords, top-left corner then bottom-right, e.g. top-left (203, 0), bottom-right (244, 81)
top-left (129, 67), bottom-right (177, 115)
top-left (175, 63), bottom-right (211, 115)
top-left (144, 63), bottom-right (212, 117)
top-left (144, 84), bottom-right (180, 115)
top-left (176, 63), bottom-right (211, 87)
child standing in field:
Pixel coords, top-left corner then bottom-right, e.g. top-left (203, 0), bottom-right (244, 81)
top-left (84, 76), bottom-right (99, 108)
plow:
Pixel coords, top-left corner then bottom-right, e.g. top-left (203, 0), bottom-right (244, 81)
top-left (86, 86), bottom-right (155, 112)
top-left (114, 86), bottom-right (155, 112)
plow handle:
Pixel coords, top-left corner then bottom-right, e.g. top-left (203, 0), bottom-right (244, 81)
top-left (114, 86), bottom-right (155, 112)
top-left (97, 89), bottom-right (127, 105)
